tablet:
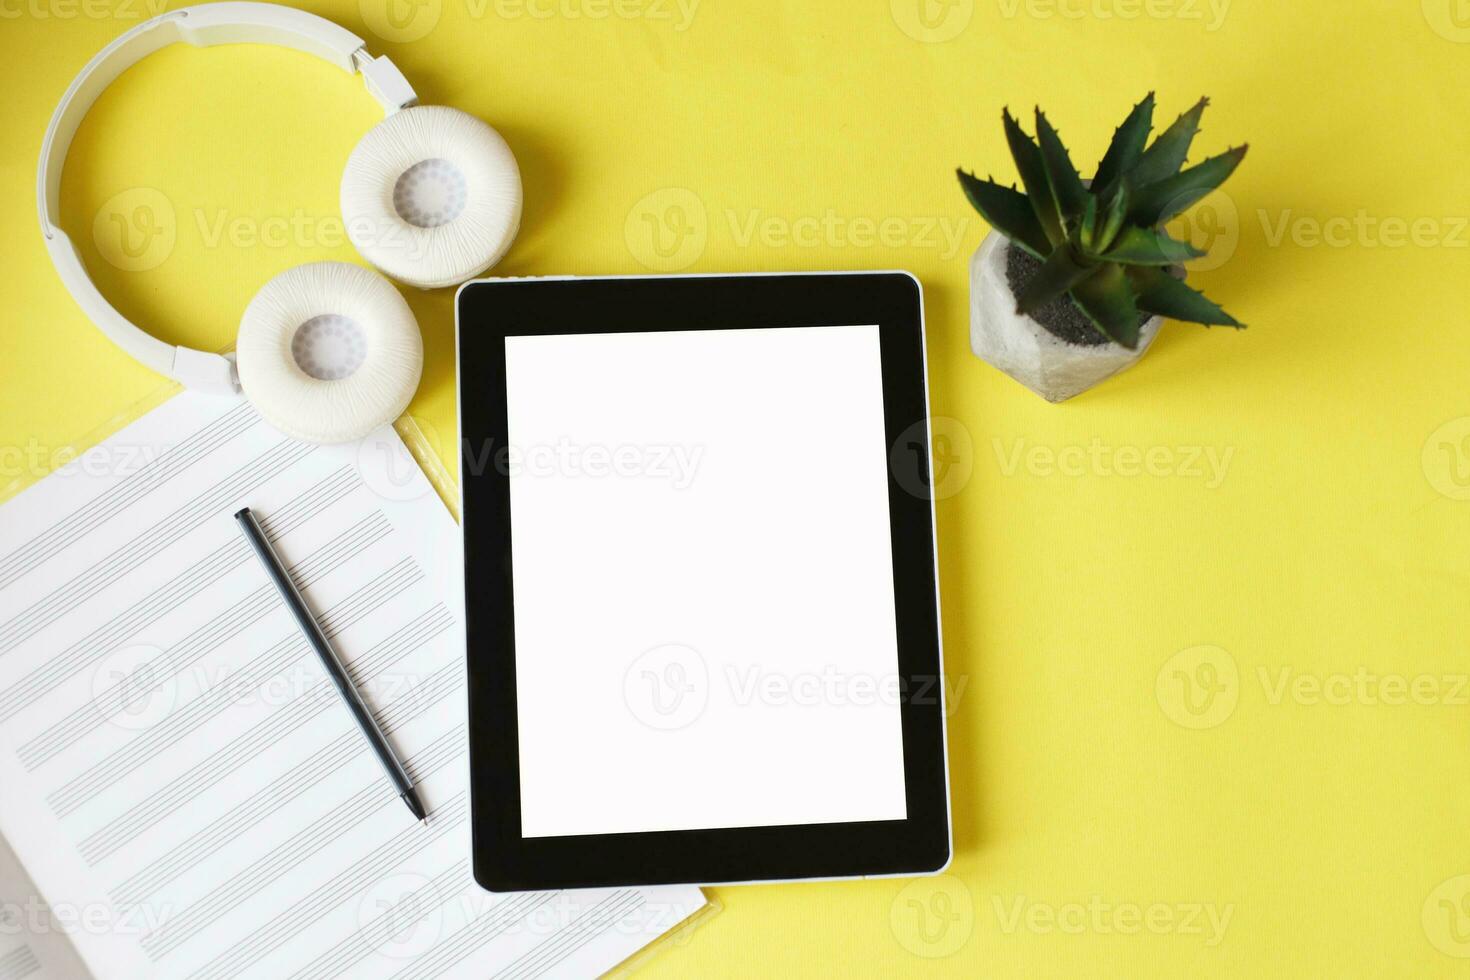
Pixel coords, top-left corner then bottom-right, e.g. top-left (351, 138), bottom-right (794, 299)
top-left (456, 272), bottom-right (950, 891)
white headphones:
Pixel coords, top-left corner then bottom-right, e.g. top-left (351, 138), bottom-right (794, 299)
top-left (38, 2), bottom-right (523, 444)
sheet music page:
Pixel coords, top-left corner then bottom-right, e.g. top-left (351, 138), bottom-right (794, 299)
top-left (0, 835), bottom-right (90, 980)
top-left (0, 392), bottom-right (704, 980)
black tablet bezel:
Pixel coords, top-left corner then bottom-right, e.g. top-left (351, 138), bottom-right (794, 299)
top-left (456, 272), bottom-right (949, 891)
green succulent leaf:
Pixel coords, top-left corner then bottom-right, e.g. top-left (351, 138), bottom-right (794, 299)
top-left (1103, 225), bottom-right (1206, 265)
top-left (1015, 243), bottom-right (1098, 316)
top-left (1003, 108), bottom-right (1065, 245)
top-left (1128, 267), bottom-right (1244, 327)
top-left (1069, 264), bottom-right (1143, 349)
top-left (1078, 195), bottom-right (1100, 252)
top-left (955, 169), bottom-right (1051, 258)
top-left (1093, 92), bottom-right (1155, 198)
top-left (1034, 109), bottom-right (1089, 223)
top-left (1129, 145), bottom-right (1248, 226)
top-left (1096, 179), bottom-right (1130, 251)
top-left (1130, 96), bottom-right (1209, 188)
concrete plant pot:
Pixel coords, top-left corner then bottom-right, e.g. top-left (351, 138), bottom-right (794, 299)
top-left (969, 230), bottom-right (1162, 403)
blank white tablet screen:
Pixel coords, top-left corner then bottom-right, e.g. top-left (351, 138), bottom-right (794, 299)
top-left (506, 324), bottom-right (907, 838)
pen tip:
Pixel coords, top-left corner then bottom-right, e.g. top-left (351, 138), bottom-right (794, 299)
top-left (403, 791), bottom-right (428, 824)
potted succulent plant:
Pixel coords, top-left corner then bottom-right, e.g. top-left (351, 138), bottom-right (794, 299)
top-left (957, 94), bottom-right (1247, 402)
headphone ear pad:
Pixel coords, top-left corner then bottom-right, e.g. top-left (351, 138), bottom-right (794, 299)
top-left (341, 105), bottom-right (522, 290)
top-left (236, 262), bottom-right (423, 445)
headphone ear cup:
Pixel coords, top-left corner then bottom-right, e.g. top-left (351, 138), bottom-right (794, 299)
top-left (340, 105), bottom-right (522, 289)
top-left (236, 262), bottom-right (423, 445)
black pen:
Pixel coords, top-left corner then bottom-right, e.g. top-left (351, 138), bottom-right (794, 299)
top-left (234, 507), bottom-right (428, 825)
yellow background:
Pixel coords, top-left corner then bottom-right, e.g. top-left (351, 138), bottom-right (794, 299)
top-left (4, 0), bottom-right (1470, 975)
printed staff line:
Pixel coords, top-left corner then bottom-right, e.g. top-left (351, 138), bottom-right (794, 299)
top-left (173, 795), bottom-right (470, 979)
top-left (78, 605), bottom-right (454, 863)
top-left (0, 438), bottom-right (305, 646)
top-left (45, 560), bottom-right (424, 817)
top-left (0, 464), bottom-right (358, 725)
top-left (255, 469), bottom-right (364, 538)
top-left (289, 513), bottom-right (391, 584)
top-left (186, 797), bottom-right (471, 980)
top-left (494, 892), bottom-right (642, 980)
top-left (548, 896), bottom-right (651, 977)
top-left (302, 865), bottom-right (461, 980)
top-left (527, 894), bottom-right (648, 980)
top-left (493, 891), bottom-right (645, 980)
top-left (77, 608), bottom-right (453, 864)
top-left (382, 887), bottom-right (556, 980)
top-left (48, 634), bottom-right (306, 817)
top-left (388, 887), bottom-right (556, 980)
top-left (81, 696), bottom-right (316, 863)
top-left (0, 944), bottom-right (42, 980)
top-left (403, 729), bottom-right (467, 784)
top-left (111, 698), bottom-right (464, 908)
top-left (0, 404), bottom-right (255, 587)
top-left (538, 899), bottom-right (646, 980)
top-left (309, 560), bottom-right (423, 638)
top-left (143, 787), bottom-right (406, 958)
top-left (499, 891), bottom-right (644, 980)
top-left (14, 499), bottom-right (388, 764)
top-left (79, 694), bottom-right (320, 864)
top-left (108, 732), bottom-right (367, 905)
top-left (20, 588), bottom-right (281, 770)
top-left (291, 863), bottom-right (475, 980)
top-left (0, 544), bottom-right (245, 726)
top-left (95, 652), bottom-right (456, 875)
top-left (21, 511), bottom-right (394, 767)
top-left (0, 403), bottom-right (257, 590)
top-left (137, 732), bottom-right (465, 959)
top-left (0, 439), bottom-right (318, 656)
top-left (42, 558), bottom-right (420, 811)
top-left (0, 441), bottom-right (330, 654)
top-left (396, 892), bottom-right (557, 980)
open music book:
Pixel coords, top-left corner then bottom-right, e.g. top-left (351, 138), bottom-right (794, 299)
top-left (0, 393), bottom-right (705, 980)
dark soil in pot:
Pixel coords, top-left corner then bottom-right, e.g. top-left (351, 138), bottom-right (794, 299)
top-left (1005, 246), bottom-right (1148, 348)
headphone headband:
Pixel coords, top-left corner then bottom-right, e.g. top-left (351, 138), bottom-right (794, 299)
top-left (38, 2), bottom-right (419, 395)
